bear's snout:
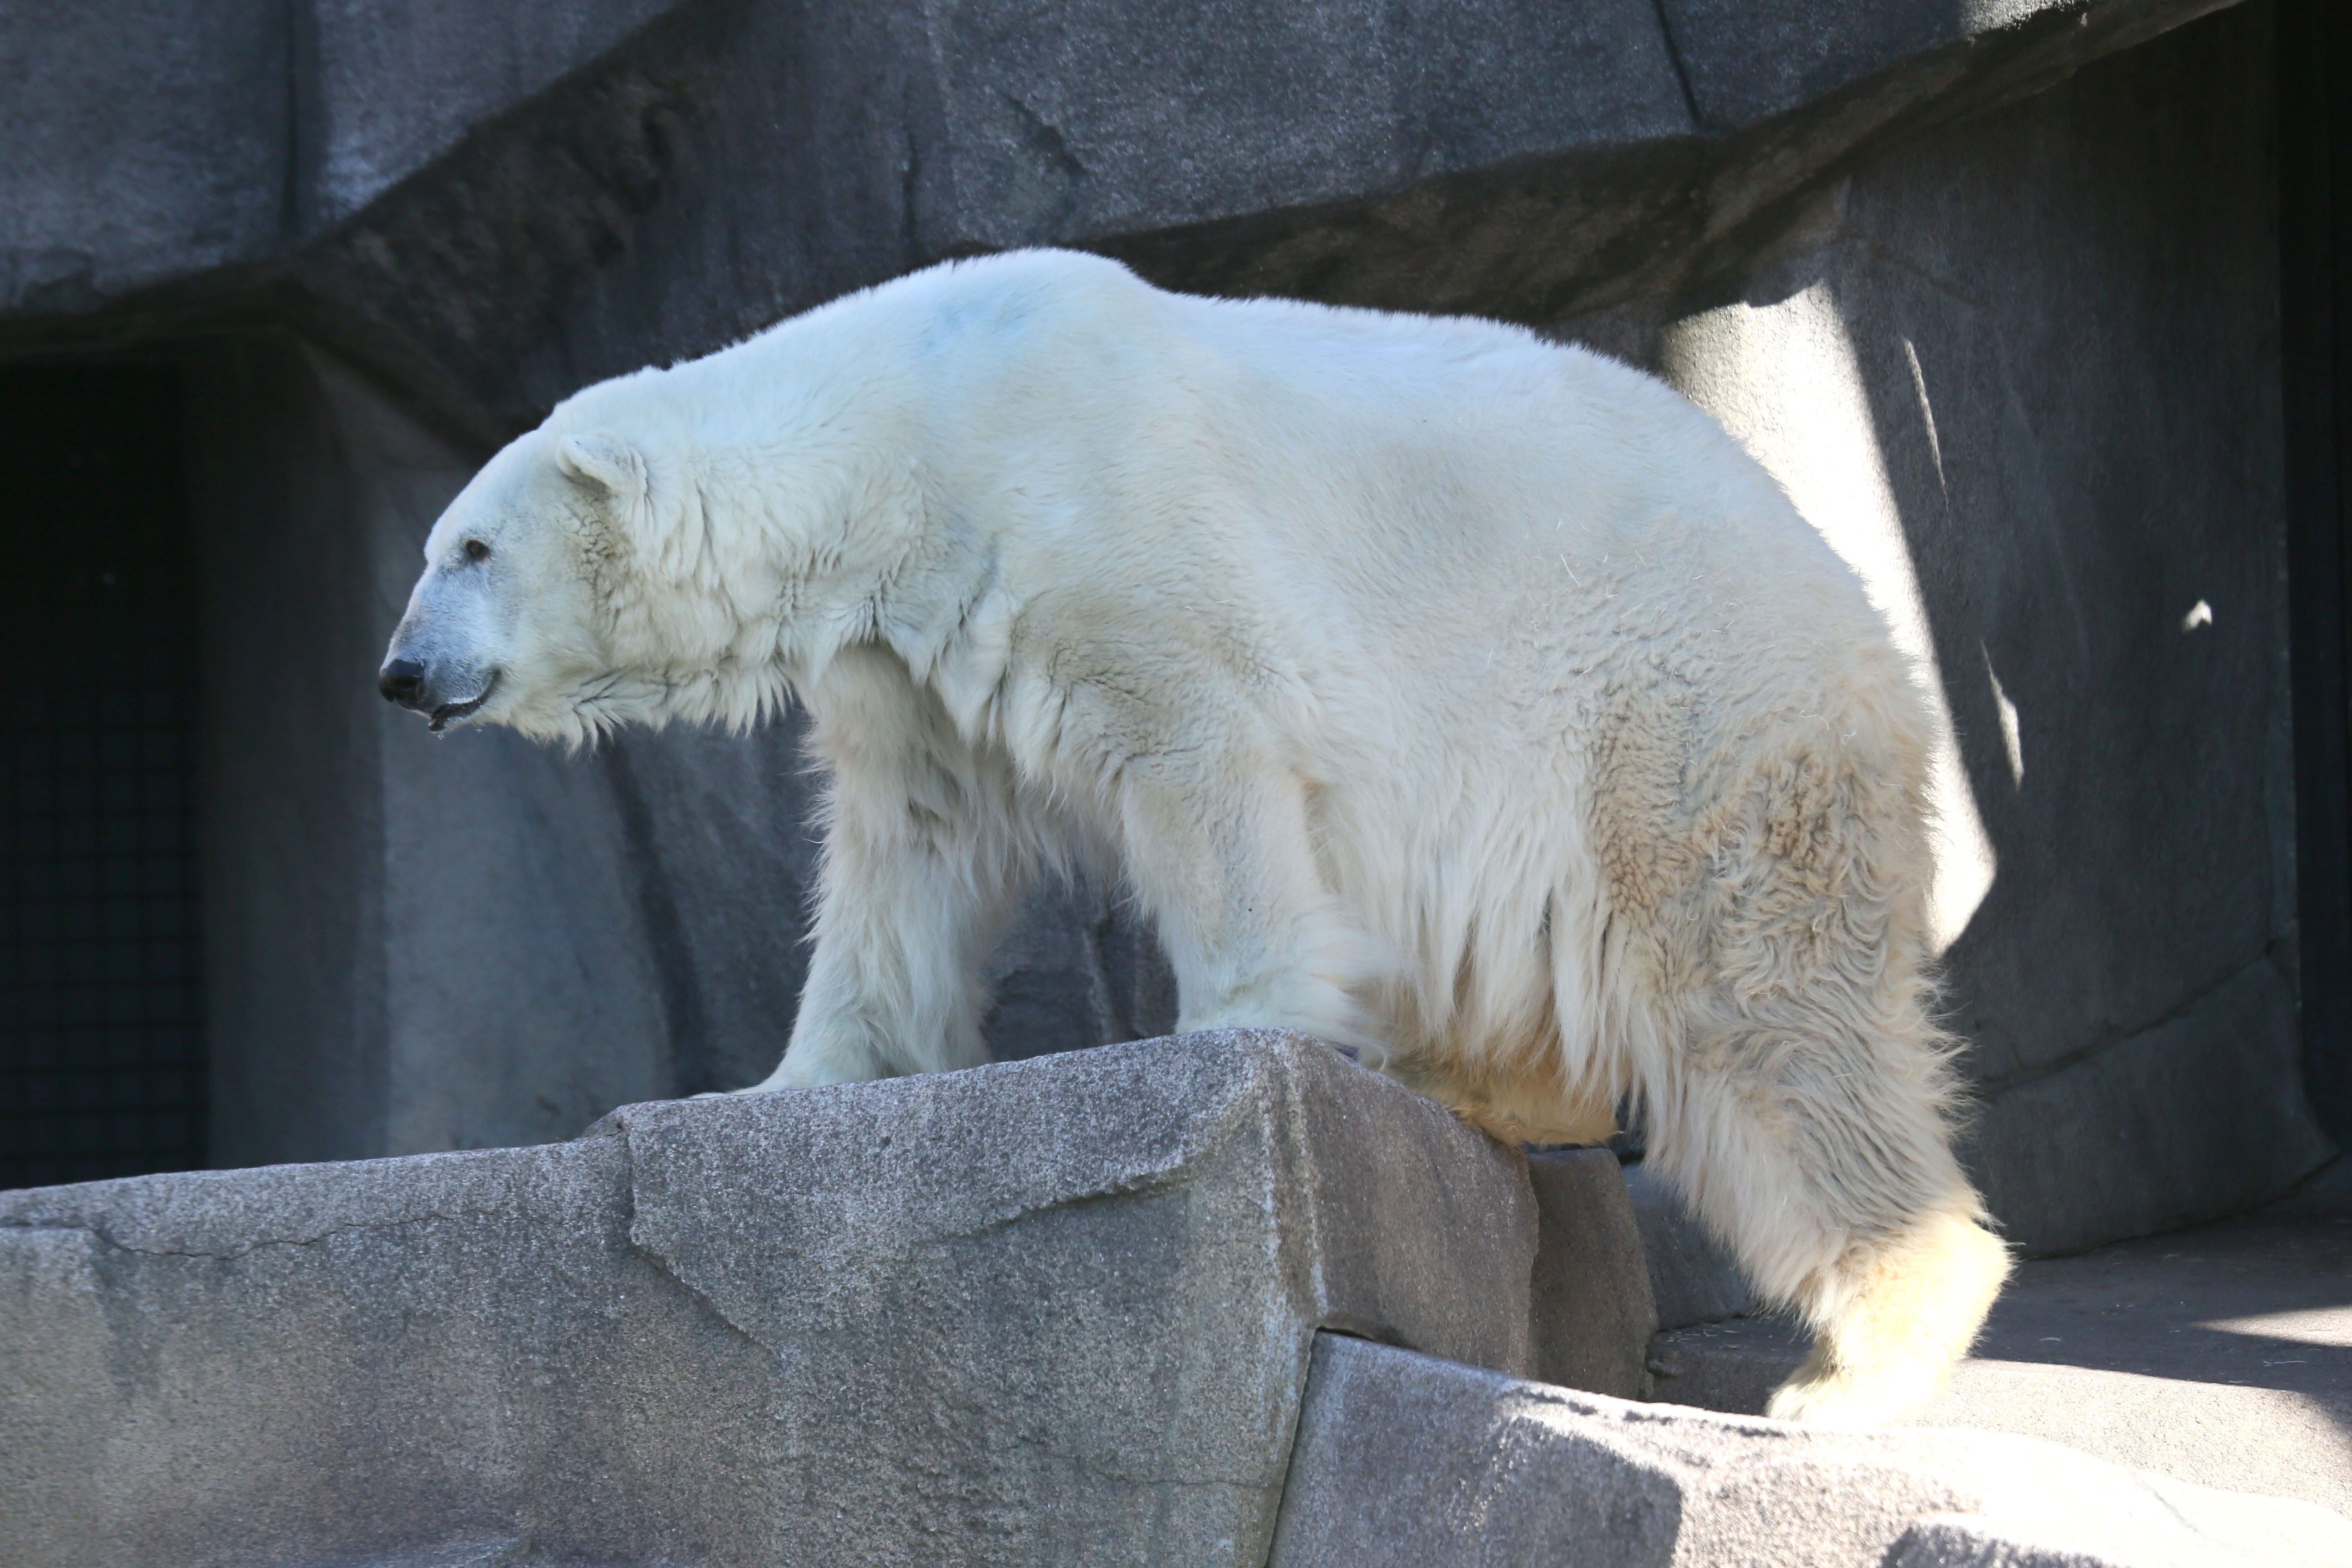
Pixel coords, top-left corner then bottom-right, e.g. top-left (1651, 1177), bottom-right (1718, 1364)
top-left (377, 655), bottom-right (496, 730)
top-left (378, 659), bottom-right (427, 708)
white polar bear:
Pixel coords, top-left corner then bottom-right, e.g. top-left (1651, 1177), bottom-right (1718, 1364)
top-left (380, 249), bottom-right (2009, 1424)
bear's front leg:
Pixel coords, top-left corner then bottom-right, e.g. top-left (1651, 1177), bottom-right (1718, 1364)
top-left (1113, 746), bottom-right (1379, 1053)
top-left (744, 647), bottom-right (1031, 1091)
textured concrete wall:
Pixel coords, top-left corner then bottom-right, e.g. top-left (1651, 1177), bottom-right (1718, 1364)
top-left (2, 0), bottom-right (2234, 429)
top-left (0, 3), bottom-right (287, 312)
top-left (190, 338), bottom-right (672, 1164)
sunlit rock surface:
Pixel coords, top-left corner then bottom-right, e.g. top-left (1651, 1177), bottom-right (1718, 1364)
top-left (1271, 1334), bottom-right (2352, 1568)
top-left (6, 1031), bottom-right (2342, 1563)
top-left (1642, 1186), bottom-right (2352, 1519)
top-left (0, 1033), bottom-right (1536, 1567)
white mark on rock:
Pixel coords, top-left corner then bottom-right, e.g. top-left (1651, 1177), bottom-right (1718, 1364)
top-left (1902, 337), bottom-right (1950, 512)
top-left (2183, 599), bottom-right (2213, 632)
top-left (1984, 645), bottom-right (2023, 788)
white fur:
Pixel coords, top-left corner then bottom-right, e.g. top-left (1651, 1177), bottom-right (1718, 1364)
top-left (383, 250), bottom-right (2010, 1422)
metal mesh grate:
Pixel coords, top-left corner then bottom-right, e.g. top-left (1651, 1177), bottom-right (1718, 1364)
top-left (0, 366), bottom-right (205, 1190)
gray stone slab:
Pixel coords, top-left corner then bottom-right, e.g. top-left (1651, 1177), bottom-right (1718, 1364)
top-left (0, 1), bottom-right (288, 317)
top-left (1658, 0), bottom-right (1962, 132)
top-left (1656, 0), bottom-right (2238, 134)
top-left (2270, 1155), bottom-right (2352, 1218)
top-left (307, 0), bottom-right (690, 228)
top-left (1818, 10), bottom-right (2299, 1105)
top-left (0, 1029), bottom-right (1534, 1567)
top-left (456, 0), bottom-right (2241, 425)
top-left (1646, 1313), bottom-right (1820, 1421)
top-left (348, 0), bottom-right (1690, 426)
top-left (1966, 960), bottom-right (2334, 1254)
top-left (1527, 1149), bottom-right (1657, 1399)
top-left (1644, 1210), bottom-right (2352, 1516)
top-left (1270, 1333), bottom-right (2352, 1567)
top-left (4, 0), bottom-right (2240, 431)
top-left (912, 0), bottom-right (1693, 250)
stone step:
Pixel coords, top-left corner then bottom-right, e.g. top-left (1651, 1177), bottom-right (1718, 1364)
top-left (1643, 1195), bottom-right (2352, 1519)
top-left (1272, 1333), bottom-right (2352, 1568)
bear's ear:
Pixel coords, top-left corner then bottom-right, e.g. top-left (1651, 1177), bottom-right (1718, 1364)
top-left (557, 429), bottom-right (703, 576)
top-left (556, 431), bottom-right (648, 505)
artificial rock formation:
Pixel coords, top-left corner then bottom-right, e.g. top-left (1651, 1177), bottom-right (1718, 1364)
top-left (0, 1033), bottom-right (1533, 1567)
top-left (6, 1032), bottom-right (2344, 1566)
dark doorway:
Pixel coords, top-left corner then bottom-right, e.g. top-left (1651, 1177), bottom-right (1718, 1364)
top-left (2282, 0), bottom-right (2352, 1148)
top-left (0, 366), bottom-right (207, 1189)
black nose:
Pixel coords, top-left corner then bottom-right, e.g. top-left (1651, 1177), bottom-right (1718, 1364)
top-left (378, 659), bottom-right (426, 706)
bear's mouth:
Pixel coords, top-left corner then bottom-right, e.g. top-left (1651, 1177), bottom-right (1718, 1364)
top-left (428, 671), bottom-right (500, 732)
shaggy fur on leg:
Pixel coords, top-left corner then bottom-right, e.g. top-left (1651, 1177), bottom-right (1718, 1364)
top-left (1766, 1206), bottom-right (2013, 1423)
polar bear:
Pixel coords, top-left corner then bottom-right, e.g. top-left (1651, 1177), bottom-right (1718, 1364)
top-left (379, 249), bottom-right (2009, 1424)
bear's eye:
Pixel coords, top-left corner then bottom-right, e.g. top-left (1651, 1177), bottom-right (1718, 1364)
top-left (462, 539), bottom-right (491, 563)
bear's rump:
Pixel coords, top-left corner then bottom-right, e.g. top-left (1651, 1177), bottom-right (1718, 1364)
top-left (1298, 620), bottom-right (1932, 1145)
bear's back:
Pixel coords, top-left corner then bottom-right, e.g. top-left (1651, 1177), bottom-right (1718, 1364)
top-left (693, 250), bottom-right (1904, 764)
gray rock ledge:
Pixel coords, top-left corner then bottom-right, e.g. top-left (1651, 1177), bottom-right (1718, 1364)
top-left (0, 1029), bottom-right (1533, 1568)
top-left (1270, 1333), bottom-right (2352, 1568)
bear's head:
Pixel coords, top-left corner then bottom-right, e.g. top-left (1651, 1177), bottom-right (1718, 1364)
top-left (376, 363), bottom-right (900, 746)
top-left (377, 391), bottom-right (798, 745)
top-left (378, 422), bottom-right (657, 744)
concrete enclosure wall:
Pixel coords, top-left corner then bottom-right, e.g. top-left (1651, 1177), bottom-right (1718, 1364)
top-left (1, 0), bottom-right (2334, 1252)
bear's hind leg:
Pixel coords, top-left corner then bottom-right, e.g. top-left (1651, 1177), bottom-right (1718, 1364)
top-left (1652, 1007), bottom-right (2010, 1426)
top-left (1761, 1200), bottom-right (2010, 1424)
